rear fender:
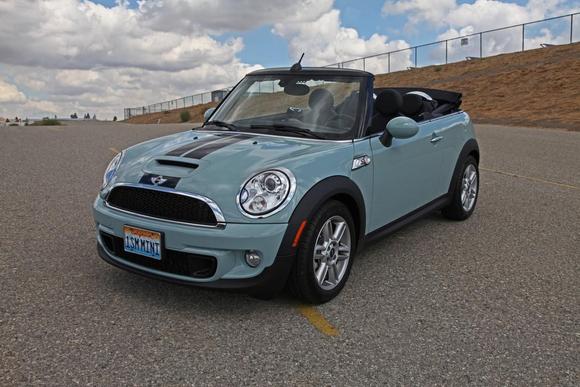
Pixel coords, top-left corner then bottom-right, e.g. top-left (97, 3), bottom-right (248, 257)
top-left (448, 139), bottom-right (479, 194)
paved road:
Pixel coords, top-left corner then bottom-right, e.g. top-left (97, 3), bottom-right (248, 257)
top-left (1, 122), bottom-right (578, 385)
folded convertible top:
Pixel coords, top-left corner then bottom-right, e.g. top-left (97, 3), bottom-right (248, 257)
top-left (374, 87), bottom-right (462, 109)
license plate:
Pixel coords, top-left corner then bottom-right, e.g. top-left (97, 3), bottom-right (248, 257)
top-left (123, 225), bottom-right (162, 260)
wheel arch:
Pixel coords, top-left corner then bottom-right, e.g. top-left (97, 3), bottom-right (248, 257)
top-left (276, 175), bottom-right (366, 257)
top-left (448, 139), bottom-right (479, 195)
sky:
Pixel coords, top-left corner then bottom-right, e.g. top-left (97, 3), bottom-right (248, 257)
top-left (0, 0), bottom-right (578, 120)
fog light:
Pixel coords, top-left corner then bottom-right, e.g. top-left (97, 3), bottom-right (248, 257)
top-left (245, 250), bottom-right (262, 267)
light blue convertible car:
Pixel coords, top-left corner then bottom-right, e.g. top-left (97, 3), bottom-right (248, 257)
top-left (94, 64), bottom-right (479, 303)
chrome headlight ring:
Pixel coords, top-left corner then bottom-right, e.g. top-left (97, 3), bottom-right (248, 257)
top-left (237, 168), bottom-right (296, 218)
top-left (101, 151), bottom-right (124, 190)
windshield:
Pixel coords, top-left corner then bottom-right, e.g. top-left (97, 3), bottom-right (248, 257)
top-left (205, 74), bottom-right (365, 140)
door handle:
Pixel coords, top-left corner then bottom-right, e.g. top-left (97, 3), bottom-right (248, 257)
top-left (431, 133), bottom-right (443, 143)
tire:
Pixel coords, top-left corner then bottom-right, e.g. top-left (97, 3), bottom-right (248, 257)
top-left (288, 200), bottom-right (356, 304)
top-left (442, 155), bottom-right (479, 220)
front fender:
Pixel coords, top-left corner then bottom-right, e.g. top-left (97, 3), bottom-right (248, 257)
top-left (276, 175), bottom-right (366, 257)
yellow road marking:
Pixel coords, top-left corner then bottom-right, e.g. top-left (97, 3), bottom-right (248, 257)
top-left (297, 305), bottom-right (339, 337)
top-left (480, 167), bottom-right (578, 190)
top-left (109, 147), bottom-right (120, 155)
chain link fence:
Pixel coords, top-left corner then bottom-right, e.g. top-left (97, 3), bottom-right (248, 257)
top-left (124, 88), bottom-right (232, 120)
top-left (124, 12), bottom-right (578, 120)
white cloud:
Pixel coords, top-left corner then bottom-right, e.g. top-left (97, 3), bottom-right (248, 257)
top-left (383, 0), bottom-right (579, 62)
top-left (0, 0), bottom-right (247, 71)
top-left (383, 0), bottom-right (579, 31)
top-left (1, 62), bottom-right (262, 119)
top-left (0, 0), bottom-right (274, 119)
top-left (4, 0), bottom-right (574, 119)
top-left (137, 0), bottom-right (334, 34)
top-left (273, 8), bottom-right (411, 71)
top-left (0, 0), bottom-right (414, 119)
top-left (0, 78), bottom-right (26, 103)
top-left (383, 0), bottom-right (457, 29)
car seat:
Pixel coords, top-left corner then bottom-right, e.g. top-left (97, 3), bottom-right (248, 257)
top-left (367, 89), bottom-right (403, 135)
top-left (303, 88), bottom-right (337, 126)
top-left (401, 93), bottom-right (437, 121)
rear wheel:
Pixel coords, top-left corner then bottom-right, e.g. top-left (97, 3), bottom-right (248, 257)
top-left (442, 156), bottom-right (479, 220)
top-left (289, 201), bottom-right (356, 304)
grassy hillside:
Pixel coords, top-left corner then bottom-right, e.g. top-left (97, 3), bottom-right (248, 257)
top-left (126, 43), bottom-right (580, 130)
top-left (125, 101), bottom-right (217, 125)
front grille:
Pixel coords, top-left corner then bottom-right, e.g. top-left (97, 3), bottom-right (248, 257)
top-left (106, 186), bottom-right (218, 226)
top-left (100, 232), bottom-right (217, 279)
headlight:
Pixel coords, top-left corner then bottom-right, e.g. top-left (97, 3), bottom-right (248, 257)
top-left (101, 151), bottom-right (123, 189)
top-left (238, 168), bottom-right (296, 217)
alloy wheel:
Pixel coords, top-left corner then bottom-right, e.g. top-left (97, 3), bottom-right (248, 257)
top-left (312, 215), bottom-right (351, 291)
top-left (461, 164), bottom-right (478, 212)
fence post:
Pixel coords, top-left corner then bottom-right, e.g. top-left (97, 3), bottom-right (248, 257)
top-left (414, 46), bottom-right (418, 67)
top-left (571, 14), bottom-right (574, 44)
top-left (388, 52), bottom-right (391, 73)
top-left (479, 33), bottom-right (483, 58)
top-left (522, 23), bottom-right (525, 51)
top-left (445, 40), bottom-right (448, 64)
top-left (362, 57), bottom-right (366, 71)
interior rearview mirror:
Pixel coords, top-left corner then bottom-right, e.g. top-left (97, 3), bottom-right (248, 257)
top-left (204, 107), bottom-right (216, 122)
top-left (380, 116), bottom-right (419, 147)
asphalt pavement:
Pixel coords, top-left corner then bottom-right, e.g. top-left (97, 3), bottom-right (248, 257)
top-left (1, 121), bottom-right (578, 385)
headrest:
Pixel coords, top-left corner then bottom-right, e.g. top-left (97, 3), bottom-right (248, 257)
top-left (400, 93), bottom-right (423, 116)
top-left (374, 89), bottom-right (402, 116)
top-left (309, 89), bottom-right (334, 110)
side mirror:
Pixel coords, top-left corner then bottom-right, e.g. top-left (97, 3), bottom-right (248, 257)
top-left (380, 116), bottom-right (419, 147)
top-left (203, 107), bottom-right (216, 122)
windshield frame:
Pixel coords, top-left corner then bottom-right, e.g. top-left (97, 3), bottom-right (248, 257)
top-left (202, 72), bottom-right (371, 141)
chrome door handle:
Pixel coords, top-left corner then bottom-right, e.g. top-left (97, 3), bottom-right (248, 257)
top-left (430, 136), bottom-right (443, 143)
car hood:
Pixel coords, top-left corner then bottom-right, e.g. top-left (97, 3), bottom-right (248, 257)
top-left (113, 130), bottom-right (354, 223)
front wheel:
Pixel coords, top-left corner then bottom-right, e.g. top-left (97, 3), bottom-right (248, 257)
top-left (289, 201), bottom-right (356, 304)
top-left (442, 156), bottom-right (479, 220)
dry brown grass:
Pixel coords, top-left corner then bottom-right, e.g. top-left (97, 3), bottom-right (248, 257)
top-left (125, 101), bottom-right (218, 125)
top-left (126, 43), bottom-right (580, 130)
top-left (375, 42), bottom-right (580, 130)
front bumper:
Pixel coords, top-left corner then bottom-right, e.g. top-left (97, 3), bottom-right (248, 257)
top-left (93, 197), bottom-right (293, 291)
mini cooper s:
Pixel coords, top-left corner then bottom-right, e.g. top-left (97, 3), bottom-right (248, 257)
top-left (93, 66), bottom-right (480, 303)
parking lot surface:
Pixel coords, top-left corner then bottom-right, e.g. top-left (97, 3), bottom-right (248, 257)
top-left (1, 121), bottom-right (578, 385)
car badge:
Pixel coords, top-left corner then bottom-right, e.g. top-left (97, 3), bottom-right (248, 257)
top-left (150, 175), bottom-right (168, 186)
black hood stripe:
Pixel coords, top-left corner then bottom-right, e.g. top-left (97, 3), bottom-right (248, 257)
top-left (165, 133), bottom-right (234, 157)
top-left (183, 134), bottom-right (254, 159)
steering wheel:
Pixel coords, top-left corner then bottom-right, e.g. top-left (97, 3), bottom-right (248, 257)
top-left (324, 113), bottom-right (355, 128)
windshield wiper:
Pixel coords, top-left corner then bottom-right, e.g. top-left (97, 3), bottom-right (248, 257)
top-left (249, 124), bottom-right (324, 139)
top-left (204, 120), bottom-right (238, 131)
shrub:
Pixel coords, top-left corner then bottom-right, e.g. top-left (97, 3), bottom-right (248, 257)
top-left (30, 118), bottom-right (62, 126)
top-left (180, 110), bottom-right (191, 122)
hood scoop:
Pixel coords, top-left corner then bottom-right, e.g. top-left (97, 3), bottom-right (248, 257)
top-left (155, 158), bottom-right (199, 170)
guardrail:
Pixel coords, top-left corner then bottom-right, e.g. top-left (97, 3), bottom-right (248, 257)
top-left (124, 11), bottom-right (579, 120)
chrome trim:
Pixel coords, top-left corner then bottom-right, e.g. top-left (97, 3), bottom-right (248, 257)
top-left (236, 167), bottom-right (297, 219)
top-left (105, 183), bottom-right (226, 229)
top-left (352, 155), bottom-right (371, 170)
top-left (102, 150), bottom-right (125, 189)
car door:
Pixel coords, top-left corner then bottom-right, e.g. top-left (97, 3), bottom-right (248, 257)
top-left (368, 122), bottom-right (444, 232)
